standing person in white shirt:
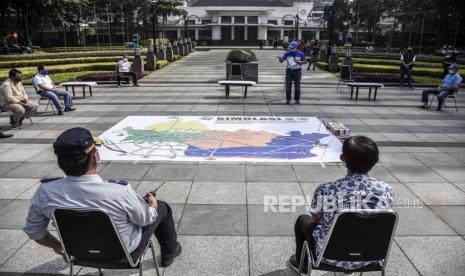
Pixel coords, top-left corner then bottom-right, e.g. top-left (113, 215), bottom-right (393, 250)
top-left (32, 65), bottom-right (75, 115)
top-left (116, 54), bottom-right (139, 87)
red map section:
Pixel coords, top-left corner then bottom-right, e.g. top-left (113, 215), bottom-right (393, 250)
top-left (186, 130), bottom-right (277, 150)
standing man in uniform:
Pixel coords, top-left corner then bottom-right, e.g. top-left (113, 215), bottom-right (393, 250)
top-left (0, 69), bottom-right (39, 128)
top-left (23, 127), bottom-right (182, 267)
top-left (278, 41), bottom-right (307, 105)
top-left (399, 47), bottom-right (416, 88)
top-left (116, 54), bottom-right (139, 87)
top-left (32, 65), bottom-right (76, 115)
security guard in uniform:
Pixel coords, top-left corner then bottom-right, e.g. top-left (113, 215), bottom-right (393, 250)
top-left (23, 127), bottom-right (181, 267)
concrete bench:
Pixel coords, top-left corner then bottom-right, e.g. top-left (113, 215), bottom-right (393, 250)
top-left (61, 82), bottom-right (97, 99)
top-left (218, 80), bottom-right (256, 99)
top-left (347, 82), bottom-right (384, 101)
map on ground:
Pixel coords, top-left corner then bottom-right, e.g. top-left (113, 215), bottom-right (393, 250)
top-left (98, 116), bottom-right (343, 163)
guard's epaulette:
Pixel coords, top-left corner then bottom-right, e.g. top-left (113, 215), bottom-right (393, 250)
top-left (108, 179), bottom-right (128, 186)
top-left (40, 177), bottom-right (63, 183)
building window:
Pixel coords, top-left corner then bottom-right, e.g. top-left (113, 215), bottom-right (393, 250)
top-left (202, 20), bottom-right (211, 25)
top-left (268, 20), bottom-right (278, 25)
top-left (283, 20), bottom-right (294, 26)
top-left (235, 16), bottom-right (245, 24)
top-left (221, 16), bottom-right (232, 24)
top-left (187, 20), bottom-right (196, 25)
top-left (247, 16), bottom-right (258, 24)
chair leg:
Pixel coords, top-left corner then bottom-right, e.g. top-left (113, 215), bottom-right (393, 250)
top-left (428, 96), bottom-right (435, 110)
top-left (454, 98), bottom-right (458, 111)
top-left (381, 270), bottom-right (385, 276)
top-left (150, 240), bottom-right (161, 276)
top-left (98, 268), bottom-right (103, 276)
top-left (69, 261), bottom-right (73, 276)
top-left (299, 240), bottom-right (312, 275)
top-left (139, 263), bottom-right (143, 276)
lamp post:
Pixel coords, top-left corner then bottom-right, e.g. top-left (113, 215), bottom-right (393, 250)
top-left (281, 14), bottom-right (305, 41)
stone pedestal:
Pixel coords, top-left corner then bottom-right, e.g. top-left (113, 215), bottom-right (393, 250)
top-left (146, 44), bottom-right (156, 70)
top-left (157, 49), bottom-right (166, 61)
top-left (188, 42), bottom-right (193, 52)
top-left (133, 56), bottom-right (144, 75)
top-left (328, 54), bottom-right (339, 72)
top-left (179, 44), bottom-right (186, 56)
top-left (184, 44), bottom-right (190, 55)
top-left (166, 48), bottom-right (174, 61)
top-left (173, 46), bottom-right (179, 56)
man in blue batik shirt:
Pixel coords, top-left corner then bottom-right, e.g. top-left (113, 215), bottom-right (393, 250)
top-left (418, 64), bottom-right (462, 111)
top-left (288, 136), bottom-right (394, 276)
top-left (278, 41), bottom-right (307, 105)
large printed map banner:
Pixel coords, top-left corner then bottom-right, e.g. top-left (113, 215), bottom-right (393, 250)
top-left (98, 116), bottom-right (343, 163)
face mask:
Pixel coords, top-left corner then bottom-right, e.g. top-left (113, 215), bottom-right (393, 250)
top-left (123, 58), bottom-right (128, 62)
top-left (42, 69), bottom-right (49, 75)
top-left (449, 70), bottom-right (455, 75)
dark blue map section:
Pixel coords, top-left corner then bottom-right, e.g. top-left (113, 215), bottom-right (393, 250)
top-left (185, 131), bottom-right (329, 159)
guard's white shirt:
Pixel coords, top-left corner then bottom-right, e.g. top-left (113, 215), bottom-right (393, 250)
top-left (23, 175), bottom-right (158, 253)
top-left (32, 74), bottom-right (54, 92)
top-left (117, 59), bottom-right (132, 73)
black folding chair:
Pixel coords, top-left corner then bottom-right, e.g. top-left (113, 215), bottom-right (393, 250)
top-left (229, 63), bottom-right (244, 81)
top-left (298, 209), bottom-right (398, 276)
top-left (53, 208), bottom-right (161, 276)
top-left (337, 65), bottom-right (354, 93)
top-left (32, 78), bottom-right (64, 115)
top-left (428, 87), bottom-right (460, 111)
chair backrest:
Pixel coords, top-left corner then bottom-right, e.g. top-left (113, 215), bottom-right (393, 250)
top-left (316, 209), bottom-right (398, 268)
top-left (230, 63), bottom-right (243, 80)
top-left (340, 65), bottom-right (353, 81)
top-left (53, 208), bottom-right (136, 267)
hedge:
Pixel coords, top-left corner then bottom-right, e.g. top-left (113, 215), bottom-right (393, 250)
top-left (339, 58), bottom-right (443, 69)
top-left (0, 50), bottom-right (148, 61)
top-left (0, 62), bottom-right (116, 82)
top-left (0, 57), bottom-right (125, 69)
top-left (156, 60), bottom-right (170, 69)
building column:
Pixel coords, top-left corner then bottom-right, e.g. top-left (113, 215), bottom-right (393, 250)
top-left (316, 30), bottom-right (320, 40)
top-left (195, 29), bottom-right (199, 40)
top-left (177, 29), bottom-right (182, 39)
top-left (280, 29), bottom-right (284, 40)
top-left (231, 26), bottom-right (235, 40)
top-left (298, 29), bottom-right (302, 40)
top-left (245, 26), bottom-right (248, 40)
top-left (212, 25), bottom-right (221, 45)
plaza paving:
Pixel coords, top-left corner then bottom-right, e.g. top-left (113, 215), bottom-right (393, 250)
top-left (1, 50), bottom-right (465, 275)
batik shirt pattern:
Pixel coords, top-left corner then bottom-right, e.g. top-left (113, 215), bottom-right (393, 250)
top-left (310, 173), bottom-right (394, 269)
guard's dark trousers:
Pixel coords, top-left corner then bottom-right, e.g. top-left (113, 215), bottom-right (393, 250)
top-left (286, 68), bottom-right (302, 101)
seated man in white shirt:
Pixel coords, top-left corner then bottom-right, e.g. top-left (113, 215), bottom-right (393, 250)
top-left (116, 54), bottom-right (139, 87)
top-left (32, 65), bottom-right (75, 115)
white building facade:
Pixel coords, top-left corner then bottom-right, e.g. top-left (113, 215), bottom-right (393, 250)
top-left (164, 0), bottom-right (331, 46)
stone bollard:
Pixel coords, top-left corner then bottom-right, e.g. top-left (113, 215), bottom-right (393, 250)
top-left (166, 42), bottom-right (174, 61)
top-left (184, 39), bottom-right (190, 55)
top-left (173, 40), bottom-right (179, 56)
top-left (179, 40), bottom-right (185, 56)
top-left (146, 43), bottom-right (157, 70)
top-left (187, 38), bottom-right (193, 52)
top-left (133, 47), bottom-right (144, 75)
top-left (157, 45), bottom-right (166, 60)
top-left (328, 45), bottom-right (339, 72)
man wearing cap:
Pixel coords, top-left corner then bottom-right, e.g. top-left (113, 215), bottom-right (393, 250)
top-left (23, 127), bottom-right (182, 267)
top-left (32, 65), bottom-right (76, 115)
top-left (278, 41), bottom-right (307, 104)
top-left (418, 64), bottom-right (462, 111)
top-left (116, 54), bottom-right (139, 87)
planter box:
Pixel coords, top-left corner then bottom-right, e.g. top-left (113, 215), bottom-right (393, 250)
top-left (157, 49), bottom-right (166, 60)
top-left (226, 62), bottom-right (259, 83)
top-left (166, 48), bottom-right (174, 61)
top-left (146, 53), bottom-right (157, 70)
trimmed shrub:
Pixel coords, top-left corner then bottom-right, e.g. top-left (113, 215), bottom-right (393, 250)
top-left (156, 60), bottom-right (170, 69)
top-left (0, 50), bottom-right (148, 61)
top-left (0, 57), bottom-right (123, 69)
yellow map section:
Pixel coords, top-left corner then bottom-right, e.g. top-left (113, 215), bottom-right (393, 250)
top-left (145, 118), bottom-right (207, 132)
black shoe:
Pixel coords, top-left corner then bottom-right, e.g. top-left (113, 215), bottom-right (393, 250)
top-left (133, 84), bottom-right (140, 87)
top-left (19, 116), bottom-right (24, 126)
top-left (161, 242), bottom-right (182, 267)
top-left (436, 107), bottom-right (442, 112)
top-left (0, 132), bottom-right (13, 139)
top-left (295, 100), bottom-right (300, 105)
top-left (64, 107), bottom-right (76, 112)
top-left (57, 110), bottom-right (64, 115)
top-left (286, 100), bottom-right (291, 105)
top-left (417, 105), bottom-right (427, 109)
top-left (288, 255), bottom-right (308, 274)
